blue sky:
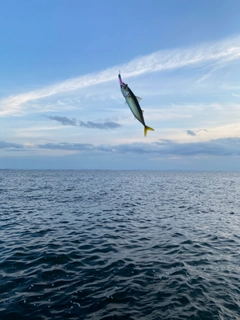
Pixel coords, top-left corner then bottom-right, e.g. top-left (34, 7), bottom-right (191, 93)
top-left (1, 0), bottom-right (240, 170)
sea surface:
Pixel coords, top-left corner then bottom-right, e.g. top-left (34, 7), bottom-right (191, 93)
top-left (0, 170), bottom-right (240, 320)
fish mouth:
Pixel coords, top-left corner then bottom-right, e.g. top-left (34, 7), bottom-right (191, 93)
top-left (118, 74), bottom-right (124, 86)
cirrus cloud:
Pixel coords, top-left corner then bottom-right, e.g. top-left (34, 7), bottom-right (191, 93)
top-left (1, 35), bottom-right (240, 117)
top-left (46, 115), bottom-right (121, 130)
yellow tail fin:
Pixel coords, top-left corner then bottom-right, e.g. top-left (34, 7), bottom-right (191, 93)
top-left (144, 125), bottom-right (154, 137)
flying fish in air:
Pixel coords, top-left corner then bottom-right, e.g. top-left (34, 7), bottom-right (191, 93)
top-left (118, 74), bottom-right (154, 136)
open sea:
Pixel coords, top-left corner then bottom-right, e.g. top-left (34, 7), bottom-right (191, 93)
top-left (0, 170), bottom-right (240, 320)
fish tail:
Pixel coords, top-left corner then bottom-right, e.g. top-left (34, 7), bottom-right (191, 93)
top-left (144, 125), bottom-right (154, 137)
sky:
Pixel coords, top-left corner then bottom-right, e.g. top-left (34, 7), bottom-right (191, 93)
top-left (1, 0), bottom-right (240, 170)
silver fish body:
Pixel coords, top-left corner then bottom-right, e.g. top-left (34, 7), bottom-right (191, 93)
top-left (118, 74), bottom-right (154, 136)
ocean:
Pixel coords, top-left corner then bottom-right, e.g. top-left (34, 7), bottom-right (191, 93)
top-left (0, 170), bottom-right (240, 320)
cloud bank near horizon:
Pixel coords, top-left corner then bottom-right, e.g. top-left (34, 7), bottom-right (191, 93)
top-left (2, 137), bottom-right (240, 157)
top-left (37, 138), bottom-right (240, 156)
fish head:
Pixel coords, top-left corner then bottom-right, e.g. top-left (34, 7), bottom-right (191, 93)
top-left (118, 74), bottom-right (129, 96)
top-left (118, 74), bottom-right (128, 87)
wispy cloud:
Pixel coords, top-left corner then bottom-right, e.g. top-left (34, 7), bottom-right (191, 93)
top-left (77, 120), bottom-right (121, 130)
top-left (47, 115), bottom-right (77, 126)
top-left (46, 115), bottom-right (121, 130)
top-left (186, 130), bottom-right (197, 136)
top-left (0, 140), bottom-right (24, 149)
top-left (185, 129), bottom-right (208, 137)
top-left (1, 35), bottom-right (240, 117)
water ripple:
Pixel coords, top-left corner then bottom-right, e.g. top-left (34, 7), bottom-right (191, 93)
top-left (0, 170), bottom-right (240, 319)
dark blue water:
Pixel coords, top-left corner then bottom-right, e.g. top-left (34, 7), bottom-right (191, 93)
top-left (0, 170), bottom-right (240, 320)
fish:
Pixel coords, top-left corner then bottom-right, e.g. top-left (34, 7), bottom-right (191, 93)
top-left (118, 74), bottom-right (154, 136)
